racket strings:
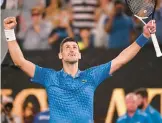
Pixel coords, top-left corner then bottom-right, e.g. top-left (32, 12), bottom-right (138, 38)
top-left (127, 0), bottom-right (155, 17)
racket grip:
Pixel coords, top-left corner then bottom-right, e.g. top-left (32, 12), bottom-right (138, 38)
top-left (151, 34), bottom-right (162, 57)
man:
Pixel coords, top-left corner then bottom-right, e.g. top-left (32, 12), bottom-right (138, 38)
top-left (3, 16), bottom-right (156, 123)
top-left (48, 9), bottom-right (73, 53)
top-left (104, 0), bottom-right (135, 48)
top-left (116, 93), bottom-right (152, 123)
top-left (134, 88), bottom-right (162, 123)
top-left (22, 6), bottom-right (52, 50)
top-left (70, 0), bottom-right (99, 34)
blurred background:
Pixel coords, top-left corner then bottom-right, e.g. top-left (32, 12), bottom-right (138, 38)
top-left (1, 0), bottom-right (162, 123)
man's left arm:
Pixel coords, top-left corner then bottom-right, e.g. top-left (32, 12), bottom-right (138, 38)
top-left (110, 20), bottom-right (156, 75)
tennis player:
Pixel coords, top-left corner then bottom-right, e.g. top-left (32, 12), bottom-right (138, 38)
top-left (3, 17), bottom-right (156, 123)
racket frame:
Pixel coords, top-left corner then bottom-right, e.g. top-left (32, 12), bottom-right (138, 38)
top-left (134, 15), bottom-right (162, 57)
top-left (125, 0), bottom-right (162, 57)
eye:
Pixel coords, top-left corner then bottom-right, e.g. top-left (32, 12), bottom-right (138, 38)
top-left (66, 46), bottom-right (70, 49)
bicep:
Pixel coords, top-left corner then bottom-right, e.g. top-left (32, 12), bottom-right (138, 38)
top-left (20, 59), bottom-right (35, 78)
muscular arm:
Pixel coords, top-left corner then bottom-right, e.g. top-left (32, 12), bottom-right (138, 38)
top-left (109, 20), bottom-right (156, 75)
top-left (110, 41), bottom-right (141, 74)
top-left (8, 41), bottom-right (35, 77)
top-left (4, 17), bottom-right (35, 78)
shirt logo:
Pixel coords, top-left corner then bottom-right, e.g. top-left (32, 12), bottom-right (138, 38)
top-left (82, 79), bottom-right (87, 83)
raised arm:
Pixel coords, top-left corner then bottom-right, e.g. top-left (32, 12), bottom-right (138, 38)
top-left (4, 17), bottom-right (35, 77)
top-left (104, 7), bottom-right (116, 33)
top-left (110, 20), bottom-right (156, 74)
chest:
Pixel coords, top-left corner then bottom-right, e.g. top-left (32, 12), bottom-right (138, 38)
top-left (46, 75), bottom-right (95, 96)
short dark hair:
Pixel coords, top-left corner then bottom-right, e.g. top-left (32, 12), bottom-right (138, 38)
top-left (114, 0), bottom-right (124, 5)
top-left (134, 88), bottom-right (148, 98)
top-left (60, 37), bottom-right (79, 52)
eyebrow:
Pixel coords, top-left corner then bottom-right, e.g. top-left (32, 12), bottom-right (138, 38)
top-left (64, 44), bottom-right (78, 47)
top-left (73, 44), bottom-right (78, 47)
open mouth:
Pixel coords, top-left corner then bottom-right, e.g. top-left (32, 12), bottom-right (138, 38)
top-left (68, 54), bottom-right (76, 57)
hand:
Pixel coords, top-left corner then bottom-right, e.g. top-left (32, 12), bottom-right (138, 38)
top-left (143, 20), bottom-right (156, 38)
top-left (105, 7), bottom-right (116, 19)
top-left (48, 34), bottom-right (59, 44)
top-left (4, 17), bottom-right (17, 30)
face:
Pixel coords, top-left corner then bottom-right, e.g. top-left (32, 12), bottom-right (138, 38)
top-left (80, 29), bottom-right (90, 39)
top-left (126, 95), bottom-right (138, 113)
top-left (59, 42), bottom-right (81, 64)
top-left (31, 12), bottom-right (42, 24)
top-left (51, 0), bottom-right (58, 4)
top-left (136, 94), bottom-right (144, 109)
top-left (115, 4), bottom-right (124, 15)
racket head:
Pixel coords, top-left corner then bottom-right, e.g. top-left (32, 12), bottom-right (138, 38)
top-left (125, 0), bottom-right (157, 19)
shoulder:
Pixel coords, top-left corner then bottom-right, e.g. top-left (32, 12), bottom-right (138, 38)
top-left (35, 110), bottom-right (50, 119)
top-left (35, 65), bottom-right (58, 77)
top-left (117, 114), bottom-right (127, 122)
top-left (36, 65), bottom-right (55, 71)
top-left (36, 110), bottom-right (49, 116)
top-left (85, 61), bottom-right (112, 74)
top-left (122, 14), bottom-right (130, 19)
top-left (147, 105), bottom-right (159, 114)
top-left (122, 14), bottom-right (133, 21)
top-left (137, 110), bottom-right (153, 122)
top-left (137, 110), bottom-right (148, 117)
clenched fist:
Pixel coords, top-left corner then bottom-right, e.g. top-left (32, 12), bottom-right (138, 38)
top-left (4, 17), bottom-right (17, 30)
top-left (143, 20), bottom-right (156, 38)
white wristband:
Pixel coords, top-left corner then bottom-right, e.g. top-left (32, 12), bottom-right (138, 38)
top-left (4, 29), bottom-right (16, 41)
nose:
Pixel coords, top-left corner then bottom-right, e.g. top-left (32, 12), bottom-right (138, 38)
top-left (70, 50), bottom-right (74, 53)
top-left (69, 47), bottom-right (75, 52)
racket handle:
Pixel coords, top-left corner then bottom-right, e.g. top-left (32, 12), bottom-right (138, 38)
top-left (151, 34), bottom-right (162, 57)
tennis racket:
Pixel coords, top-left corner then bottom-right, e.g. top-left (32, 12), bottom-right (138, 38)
top-left (125, 0), bottom-right (162, 57)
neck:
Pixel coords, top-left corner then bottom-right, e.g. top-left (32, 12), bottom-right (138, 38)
top-left (33, 20), bottom-right (41, 25)
top-left (127, 111), bottom-right (136, 117)
top-left (142, 103), bottom-right (148, 111)
top-left (63, 62), bottom-right (79, 77)
top-left (82, 37), bottom-right (89, 48)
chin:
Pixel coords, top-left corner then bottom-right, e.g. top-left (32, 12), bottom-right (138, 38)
top-left (69, 61), bottom-right (78, 64)
top-left (66, 60), bottom-right (78, 64)
top-left (128, 109), bottom-right (136, 113)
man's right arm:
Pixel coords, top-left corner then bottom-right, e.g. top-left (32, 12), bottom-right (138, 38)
top-left (104, 16), bottom-right (114, 33)
top-left (4, 17), bottom-right (35, 78)
top-left (8, 41), bottom-right (35, 77)
top-left (104, 7), bottom-right (116, 33)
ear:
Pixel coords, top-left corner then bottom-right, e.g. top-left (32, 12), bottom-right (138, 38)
top-left (78, 52), bottom-right (81, 60)
top-left (58, 53), bottom-right (62, 59)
